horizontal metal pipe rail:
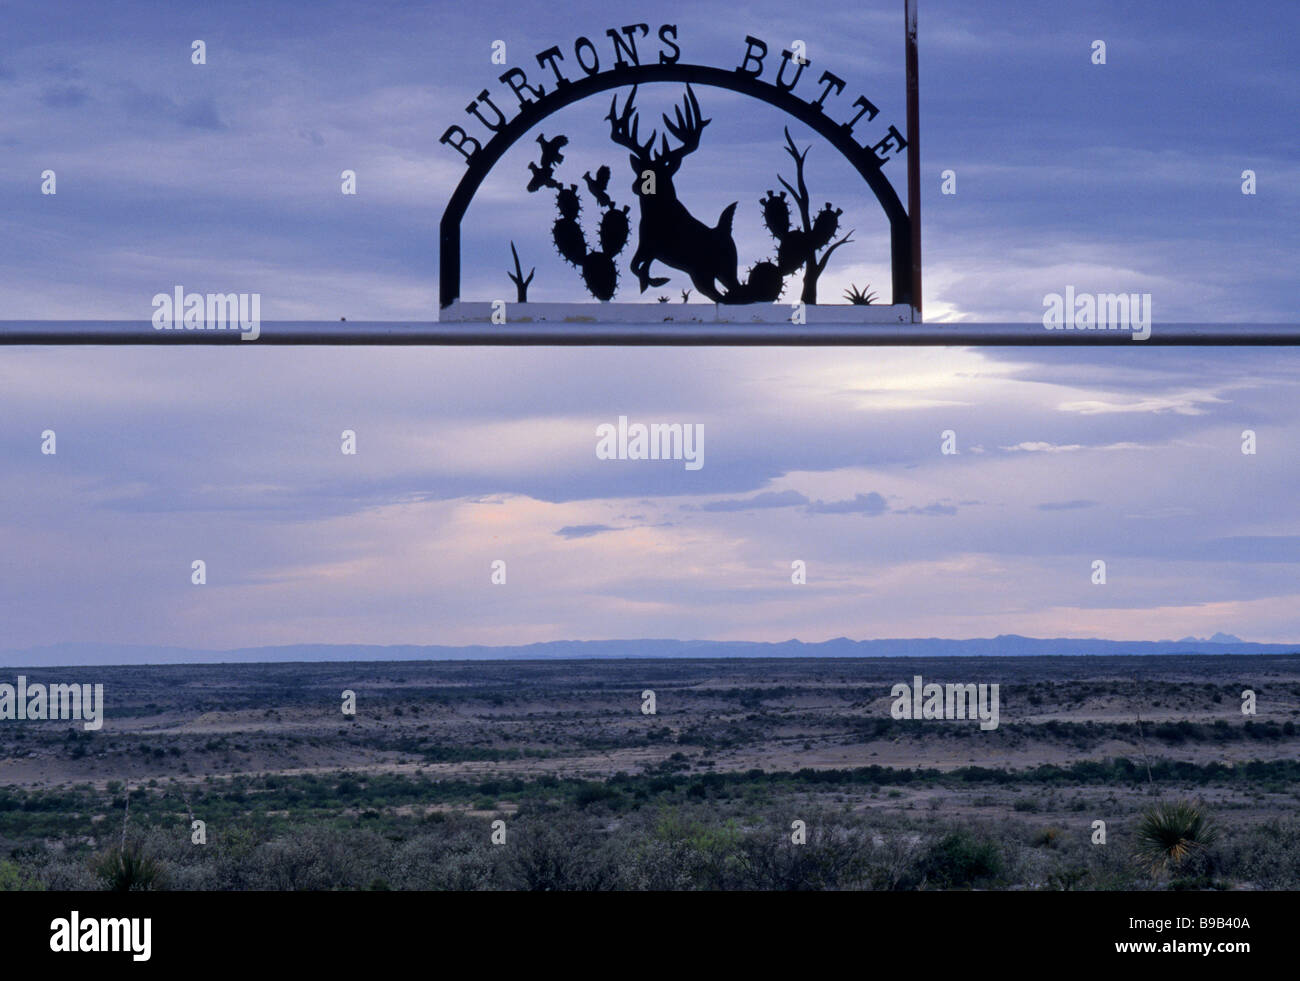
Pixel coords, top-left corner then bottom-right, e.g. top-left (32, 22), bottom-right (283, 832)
top-left (1, 322), bottom-right (1296, 345)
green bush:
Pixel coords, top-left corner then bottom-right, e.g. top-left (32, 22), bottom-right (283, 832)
top-left (914, 831), bottom-right (1003, 889)
top-left (0, 859), bottom-right (43, 891)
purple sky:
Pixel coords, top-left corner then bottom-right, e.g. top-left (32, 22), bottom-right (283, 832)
top-left (2, 344), bottom-right (1297, 650)
top-left (0, 1), bottom-right (1296, 653)
top-left (0, 0), bottom-right (1295, 319)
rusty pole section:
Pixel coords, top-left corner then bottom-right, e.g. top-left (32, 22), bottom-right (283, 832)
top-left (905, 0), bottom-right (921, 322)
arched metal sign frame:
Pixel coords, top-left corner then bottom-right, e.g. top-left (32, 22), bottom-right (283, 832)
top-left (439, 62), bottom-right (913, 310)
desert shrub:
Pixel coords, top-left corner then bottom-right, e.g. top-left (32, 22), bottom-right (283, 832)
top-left (1133, 800), bottom-right (1218, 877)
top-left (912, 830), bottom-right (1003, 889)
top-left (1034, 826), bottom-right (1064, 848)
top-left (623, 810), bottom-right (746, 890)
top-left (858, 833), bottom-right (925, 891)
top-left (619, 835), bottom-right (706, 890)
top-left (387, 819), bottom-right (500, 890)
top-left (732, 818), bottom-right (868, 891)
top-left (501, 815), bottom-right (622, 891)
top-left (1212, 818), bottom-right (1300, 889)
top-left (0, 859), bottom-right (43, 891)
top-left (573, 782), bottom-right (624, 810)
top-left (1079, 841), bottom-right (1147, 891)
top-left (243, 828), bottom-right (387, 890)
top-left (35, 857), bottom-right (99, 891)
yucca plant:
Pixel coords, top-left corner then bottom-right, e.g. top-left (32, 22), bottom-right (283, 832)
top-left (1134, 800), bottom-right (1218, 875)
top-left (843, 283), bottom-right (878, 305)
top-left (93, 841), bottom-right (166, 892)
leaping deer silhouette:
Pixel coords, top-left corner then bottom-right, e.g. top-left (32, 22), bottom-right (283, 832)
top-left (527, 84), bottom-right (837, 304)
top-left (606, 84), bottom-right (742, 302)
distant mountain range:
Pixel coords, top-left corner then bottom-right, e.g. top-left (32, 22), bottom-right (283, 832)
top-left (1, 634), bottom-right (1296, 667)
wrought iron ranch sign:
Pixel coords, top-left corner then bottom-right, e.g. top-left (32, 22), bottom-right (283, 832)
top-left (438, 19), bottom-right (922, 327)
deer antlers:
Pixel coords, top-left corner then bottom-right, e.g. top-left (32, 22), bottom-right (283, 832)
top-left (607, 84), bottom-right (711, 170)
top-left (607, 86), bottom-right (655, 159)
top-left (659, 84), bottom-right (709, 169)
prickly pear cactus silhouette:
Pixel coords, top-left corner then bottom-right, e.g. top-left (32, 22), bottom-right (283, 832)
top-left (759, 127), bottom-right (856, 304)
top-left (550, 184), bottom-right (631, 301)
top-left (526, 137), bottom-right (630, 301)
top-left (722, 260), bottom-right (784, 304)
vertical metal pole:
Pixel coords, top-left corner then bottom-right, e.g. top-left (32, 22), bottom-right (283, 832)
top-left (905, 0), bottom-right (921, 322)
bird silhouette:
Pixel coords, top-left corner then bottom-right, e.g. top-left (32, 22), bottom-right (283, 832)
top-left (526, 161), bottom-right (561, 194)
top-left (582, 165), bottom-right (613, 208)
top-left (536, 133), bottom-right (567, 169)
